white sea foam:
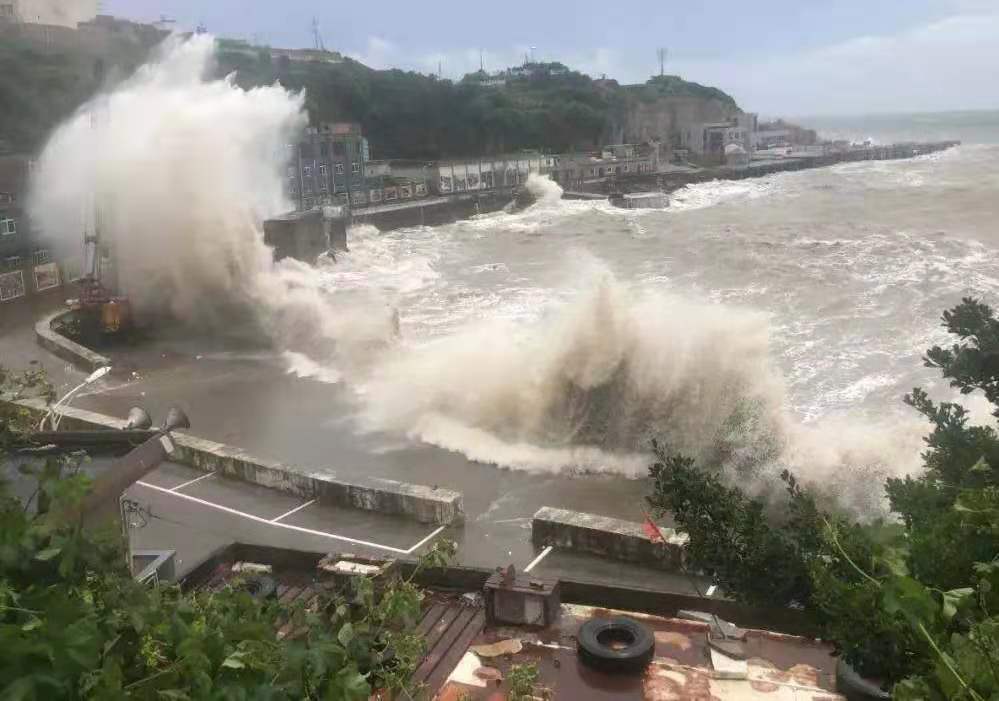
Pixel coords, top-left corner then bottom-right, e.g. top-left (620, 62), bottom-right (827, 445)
top-left (32, 37), bottom-right (994, 519)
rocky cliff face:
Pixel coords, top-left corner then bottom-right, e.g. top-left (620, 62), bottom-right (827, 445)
top-left (605, 94), bottom-right (742, 146)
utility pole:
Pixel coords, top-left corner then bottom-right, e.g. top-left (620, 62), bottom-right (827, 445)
top-left (311, 17), bottom-right (325, 51)
top-left (657, 47), bottom-right (668, 77)
top-left (480, 48), bottom-right (484, 72)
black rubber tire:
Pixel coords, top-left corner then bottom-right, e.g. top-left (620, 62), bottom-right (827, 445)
top-left (241, 574), bottom-right (277, 600)
top-left (835, 659), bottom-right (890, 700)
top-left (577, 617), bottom-right (655, 674)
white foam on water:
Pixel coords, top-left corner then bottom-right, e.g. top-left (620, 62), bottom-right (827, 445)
top-left (30, 39), bottom-right (999, 520)
top-left (283, 350), bottom-right (342, 384)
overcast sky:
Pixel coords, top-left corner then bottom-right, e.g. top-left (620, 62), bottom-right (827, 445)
top-left (105, 0), bottom-right (999, 117)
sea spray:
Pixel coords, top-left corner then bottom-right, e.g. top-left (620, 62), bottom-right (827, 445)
top-left (524, 172), bottom-right (564, 205)
top-left (26, 36), bottom-right (928, 517)
top-left (27, 35), bottom-right (396, 364)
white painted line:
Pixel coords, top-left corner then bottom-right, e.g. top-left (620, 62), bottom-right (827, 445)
top-left (404, 525), bottom-right (446, 555)
top-left (271, 499), bottom-right (317, 523)
top-left (706, 584), bottom-right (718, 597)
top-left (135, 480), bottom-right (411, 554)
top-left (170, 471), bottom-right (215, 492)
top-left (524, 545), bottom-right (553, 573)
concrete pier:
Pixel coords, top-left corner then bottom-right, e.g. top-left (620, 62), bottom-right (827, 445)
top-left (5, 395), bottom-right (464, 525)
top-left (532, 506), bottom-right (688, 570)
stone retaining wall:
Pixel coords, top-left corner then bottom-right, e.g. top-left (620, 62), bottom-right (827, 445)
top-left (6, 397), bottom-right (463, 525)
top-left (34, 310), bottom-right (111, 372)
top-left (532, 506), bottom-right (687, 570)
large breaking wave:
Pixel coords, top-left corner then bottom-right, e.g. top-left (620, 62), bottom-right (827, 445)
top-left (27, 36), bottom-right (932, 517)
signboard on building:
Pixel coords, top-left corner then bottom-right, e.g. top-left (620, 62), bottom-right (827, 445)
top-left (33, 262), bottom-right (61, 292)
top-left (0, 270), bottom-right (26, 302)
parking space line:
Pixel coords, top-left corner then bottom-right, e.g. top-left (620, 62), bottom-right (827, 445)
top-left (170, 471), bottom-right (216, 492)
top-left (271, 499), bottom-right (316, 523)
top-left (524, 545), bottom-right (553, 573)
top-left (135, 480), bottom-right (412, 554)
top-left (404, 525), bottom-right (446, 555)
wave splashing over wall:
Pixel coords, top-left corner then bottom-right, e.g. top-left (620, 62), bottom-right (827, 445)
top-left (358, 261), bottom-right (921, 515)
top-left (27, 35), bottom-right (396, 360)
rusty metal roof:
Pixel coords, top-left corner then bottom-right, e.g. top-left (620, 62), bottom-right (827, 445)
top-left (436, 604), bottom-right (845, 700)
top-left (184, 546), bottom-right (844, 700)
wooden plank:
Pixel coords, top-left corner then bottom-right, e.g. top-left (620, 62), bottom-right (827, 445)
top-left (416, 603), bottom-right (447, 637)
top-left (422, 610), bottom-right (485, 697)
top-left (422, 605), bottom-right (461, 653)
top-left (412, 607), bottom-right (477, 686)
top-left (280, 585), bottom-right (303, 603)
top-left (287, 584), bottom-right (315, 604)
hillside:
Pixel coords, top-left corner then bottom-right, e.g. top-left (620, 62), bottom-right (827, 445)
top-left (217, 49), bottom-right (743, 158)
top-left (0, 24), bottom-right (160, 154)
top-left (0, 27), bottom-right (742, 159)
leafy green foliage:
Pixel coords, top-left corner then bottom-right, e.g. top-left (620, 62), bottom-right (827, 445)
top-left (0, 36), bottom-right (152, 152)
top-left (649, 298), bottom-right (999, 696)
top-left (641, 75), bottom-right (739, 108)
top-left (507, 662), bottom-right (542, 701)
top-left (1, 366), bottom-right (453, 699)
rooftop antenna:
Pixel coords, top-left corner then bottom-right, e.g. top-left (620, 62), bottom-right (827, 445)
top-left (657, 47), bottom-right (668, 76)
top-left (479, 48), bottom-right (484, 72)
top-left (311, 17), bottom-right (325, 51)
top-left (438, 59), bottom-right (442, 78)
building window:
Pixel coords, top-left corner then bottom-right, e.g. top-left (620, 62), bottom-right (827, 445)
top-left (303, 197), bottom-right (313, 209)
top-left (3, 255), bottom-right (22, 270)
top-left (303, 181), bottom-right (312, 194)
top-left (333, 142), bottom-right (346, 156)
top-left (0, 213), bottom-right (15, 236)
top-left (33, 249), bottom-right (51, 265)
top-left (319, 164), bottom-right (328, 176)
top-left (335, 163), bottom-right (344, 175)
top-left (351, 162), bottom-right (360, 174)
top-left (303, 165), bottom-right (312, 178)
top-left (0, 269), bottom-right (25, 301)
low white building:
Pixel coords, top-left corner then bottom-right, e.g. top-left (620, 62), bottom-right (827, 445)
top-left (395, 154), bottom-right (552, 195)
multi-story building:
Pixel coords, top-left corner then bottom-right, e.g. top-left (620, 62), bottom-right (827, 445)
top-left (0, 155), bottom-right (61, 304)
top-left (0, 0), bottom-right (97, 27)
top-left (288, 123), bottom-right (368, 211)
top-left (682, 113), bottom-right (757, 164)
top-left (550, 143), bottom-right (660, 188)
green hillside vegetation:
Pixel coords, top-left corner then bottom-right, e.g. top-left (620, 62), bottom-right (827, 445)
top-left (0, 31), bottom-right (741, 159)
top-left (0, 35), bottom-right (152, 154)
top-left (214, 48), bottom-right (743, 160)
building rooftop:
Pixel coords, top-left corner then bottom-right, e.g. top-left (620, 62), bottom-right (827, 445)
top-left (184, 543), bottom-right (845, 700)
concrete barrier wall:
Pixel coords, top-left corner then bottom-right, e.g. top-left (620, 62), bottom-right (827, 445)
top-left (532, 506), bottom-right (688, 570)
top-left (34, 310), bottom-right (111, 372)
top-left (6, 397), bottom-right (463, 525)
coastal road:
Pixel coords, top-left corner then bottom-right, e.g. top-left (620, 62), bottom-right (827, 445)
top-left (2, 301), bottom-right (695, 593)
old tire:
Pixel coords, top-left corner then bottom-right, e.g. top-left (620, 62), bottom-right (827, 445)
top-left (835, 659), bottom-right (890, 700)
top-left (577, 617), bottom-right (655, 674)
top-left (241, 574), bottom-right (277, 601)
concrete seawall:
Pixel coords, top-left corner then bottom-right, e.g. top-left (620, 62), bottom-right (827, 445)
top-left (532, 506), bottom-right (688, 570)
top-left (350, 189), bottom-right (514, 231)
top-left (35, 310), bottom-right (111, 372)
top-left (7, 396), bottom-right (464, 525)
top-left (606, 140), bottom-right (961, 196)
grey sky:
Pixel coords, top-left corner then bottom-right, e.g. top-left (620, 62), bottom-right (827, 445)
top-left (105, 0), bottom-right (999, 116)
